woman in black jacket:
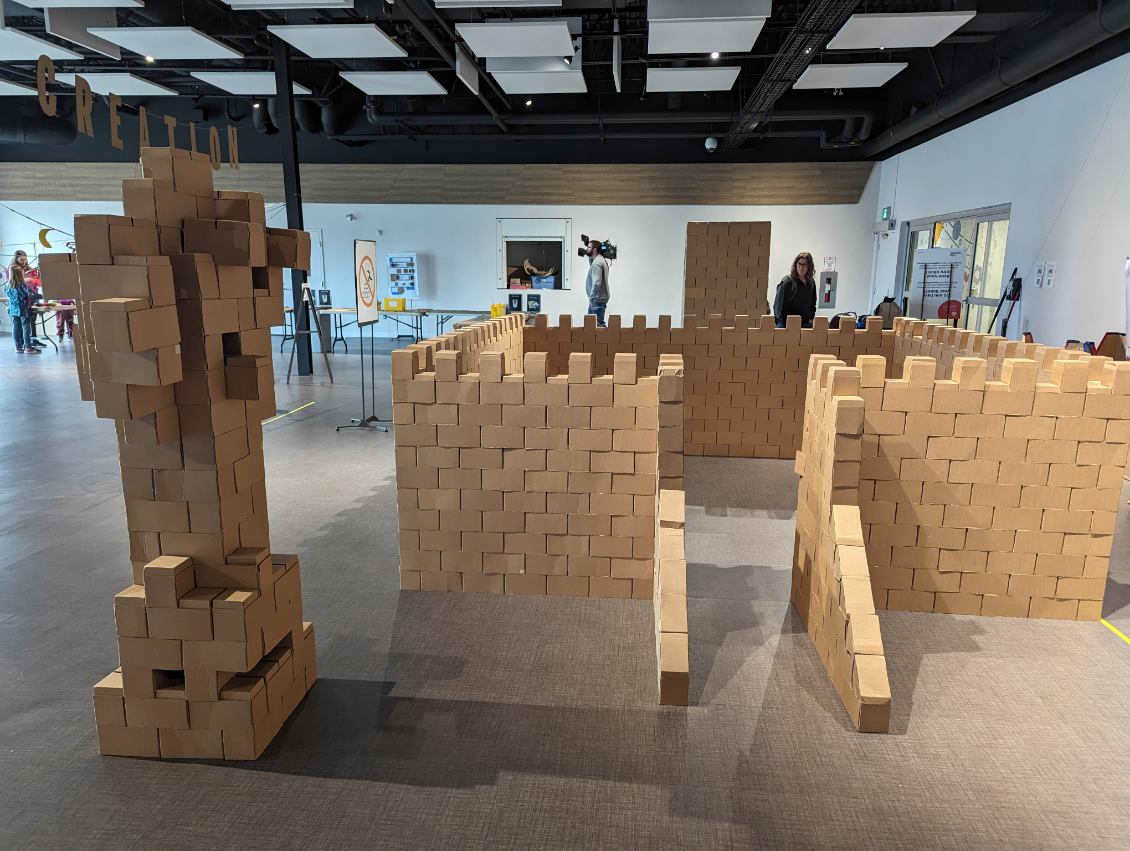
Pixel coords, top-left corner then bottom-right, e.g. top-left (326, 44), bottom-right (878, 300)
top-left (772, 251), bottom-right (817, 328)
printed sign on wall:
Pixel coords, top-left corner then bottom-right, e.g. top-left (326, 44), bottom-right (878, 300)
top-left (354, 239), bottom-right (379, 326)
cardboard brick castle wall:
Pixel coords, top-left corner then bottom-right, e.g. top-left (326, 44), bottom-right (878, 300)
top-left (523, 313), bottom-right (896, 459)
top-left (683, 221), bottom-right (771, 321)
top-left (38, 147), bottom-right (315, 760)
top-left (392, 316), bottom-right (678, 601)
top-left (794, 349), bottom-right (1130, 731)
top-left (391, 318), bottom-right (689, 704)
top-left (793, 357), bottom-right (891, 733)
top-left (892, 318), bottom-right (1092, 382)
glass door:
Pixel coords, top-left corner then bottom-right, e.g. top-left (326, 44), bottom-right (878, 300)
top-left (899, 206), bottom-right (1010, 329)
top-left (964, 218), bottom-right (1010, 333)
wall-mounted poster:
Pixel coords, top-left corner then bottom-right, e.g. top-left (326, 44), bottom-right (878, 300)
top-left (354, 239), bottom-right (379, 325)
top-left (507, 294), bottom-right (524, 313)
top-left (317, 288), bottom-right (332, 308)
top-left (387, 253), bottom-right (419, 298)
top-left (526, 293), bottom-right (542, 314)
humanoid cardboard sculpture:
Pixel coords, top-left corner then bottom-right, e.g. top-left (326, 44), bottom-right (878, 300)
top-left (39, 147), bottom-right (316, 759)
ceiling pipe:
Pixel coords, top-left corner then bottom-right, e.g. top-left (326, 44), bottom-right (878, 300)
top-left (362, 109), bottom-right (874, 133)
top-left (391, 0), bottom-right (509, 132)
top-left (862, 0), bottom-right (1130, 157)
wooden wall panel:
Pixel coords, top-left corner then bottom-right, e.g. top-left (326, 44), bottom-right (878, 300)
top-left (0, 161), bottom-right (875, 206)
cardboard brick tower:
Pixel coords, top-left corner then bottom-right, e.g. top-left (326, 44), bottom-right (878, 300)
top-left (39, 147), bottom-right (315, 759)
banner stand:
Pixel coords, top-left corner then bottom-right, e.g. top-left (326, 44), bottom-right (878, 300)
top-left (338, 239), bottom-right (390, 434)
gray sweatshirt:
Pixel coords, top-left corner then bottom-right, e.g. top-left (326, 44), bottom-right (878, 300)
top-left (585, 255), bottom-right (610, 304)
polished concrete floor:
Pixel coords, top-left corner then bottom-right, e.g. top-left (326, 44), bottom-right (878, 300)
top-left (2, 341), bottom-right (1129, 849)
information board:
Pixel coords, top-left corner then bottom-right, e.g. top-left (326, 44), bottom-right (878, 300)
top-left (911, 247), bottom-right (965, 321)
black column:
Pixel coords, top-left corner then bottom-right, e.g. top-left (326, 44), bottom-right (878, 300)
top-left (272, 36), bottom-right (312, 376)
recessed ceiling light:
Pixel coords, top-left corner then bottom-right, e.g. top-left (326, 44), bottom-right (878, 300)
top-left (144, 55), bottom-right (155, 63)
top-left (804, 47), bottom-right (811, 54)
top-left (710, 51), bottom-right (720, 59)
top-left (525, 98), bottom-right (533, 107)
top-left (252, 101), bottom-right (261, 108)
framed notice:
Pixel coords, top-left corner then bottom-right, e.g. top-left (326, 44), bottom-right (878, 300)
top-left (354, 239), bottom-right (378, 326)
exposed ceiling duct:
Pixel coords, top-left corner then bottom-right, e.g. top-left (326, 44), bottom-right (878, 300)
top-left (861, 0), bottom-right (1130, 157)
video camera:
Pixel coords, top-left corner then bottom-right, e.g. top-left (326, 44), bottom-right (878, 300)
top-left (578, 234), bottom-right (618, 261)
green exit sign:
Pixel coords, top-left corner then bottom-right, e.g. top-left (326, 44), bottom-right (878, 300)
top-left (881, 206), bottom-right (892, 221)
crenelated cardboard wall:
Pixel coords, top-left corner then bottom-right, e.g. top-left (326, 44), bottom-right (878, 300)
top-left (523, 312), bottom-right (896, 459)
top-left (794, 348), bottom-right (1130, 731)
top-left (857, 352), bottom-right (1130, 621)
top-left (793, 356), bottom-right (891, 733)
top-left (391, 317), bottom-right (686, 602)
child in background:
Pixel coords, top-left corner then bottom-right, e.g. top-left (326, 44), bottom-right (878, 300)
top-left (4, 252), bottom-right (40, 354)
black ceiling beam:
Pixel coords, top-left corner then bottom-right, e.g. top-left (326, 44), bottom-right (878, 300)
top-left (722, 0), bottom-right (860, 150)
top-left (392, 0), bottom-right (508, 131)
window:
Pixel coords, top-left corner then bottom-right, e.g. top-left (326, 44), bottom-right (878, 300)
top-left (496, 218), bottom-right (572, 291)
top-left (897, 205), bottom-right (1010, 333)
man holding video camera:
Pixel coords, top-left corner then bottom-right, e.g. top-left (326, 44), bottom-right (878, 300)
top-left (584, 239), bottom-right (610, 327)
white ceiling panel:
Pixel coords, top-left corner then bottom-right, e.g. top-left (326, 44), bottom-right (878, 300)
top-left (340, 71), bottom-right (446, 96)
top-left (827, 12), bottom-right (976, 50)
top-left (793, 62), bottom-right (908, 89)
top-left (646, 66), bottom-right (740, 92)
top-left (58, 72), bottom-right (176, 96)
top-left (648, 18), bottom-right (765, 55)
top-left (45, 8), bottom-right (121, 59)
top-left (221, 0), bottom-right (353, 7)
top-left (0, 80), bottom-right (37, 95)
top-left (456, 20), bottom-right (573, 58)
top-left (191, 71), bottom-right (312, 95)
top-left (24, 0), bottom-right (142, 6)
top-left (267, 23), bottom-right (405, 58)
top-left (0, 26), bottom-right (83, 60)
top-left (436, 1), bottom-right (560, 7)
top-left (492, 68), bottom-right (586, 94)
top-left (88, 26), bottom-right (242, 59)
top-left (455, 44), bottom-right (480, 95)
top-left (647, 0), bottom-right (771, 55)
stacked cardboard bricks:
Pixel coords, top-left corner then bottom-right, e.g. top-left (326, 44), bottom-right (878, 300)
top-left (393, 315), bottom-right (676, 601)
top-left (523, 313), bottom-right (896, 459)
top-left (683, 221), bottom-right (771, 321)
top-left (38, 147), bottom-right (315, 759)
top-left (392, 317), bottom-right (690, 704)
top-left (793, 357), bottom-right (890, 732)
top-left (794, 349), bottom-right (1130, 730)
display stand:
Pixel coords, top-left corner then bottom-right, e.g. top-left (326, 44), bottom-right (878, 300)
top-left (338, 237), bottom-right (390, 434)
top-left (286, 284), bottom-right (334, 384)
top-left (336, 323), bottom-right (390, 434)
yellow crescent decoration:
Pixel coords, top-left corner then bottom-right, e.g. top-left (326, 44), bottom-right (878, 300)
top-left (38, 228), bottom-right (53, 248)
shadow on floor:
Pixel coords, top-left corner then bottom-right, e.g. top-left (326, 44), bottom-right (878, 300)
top-left (1102, 575), bottom-right (1130, 621)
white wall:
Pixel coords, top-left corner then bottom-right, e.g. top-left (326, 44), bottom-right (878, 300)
top-left (0, 170), bottom-right (880, 338)
top-left (870, 52), bottom-right (1130, 346)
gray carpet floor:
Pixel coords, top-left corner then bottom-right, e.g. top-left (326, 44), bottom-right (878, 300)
top-left (1, 342), bottom-right (1129, 849)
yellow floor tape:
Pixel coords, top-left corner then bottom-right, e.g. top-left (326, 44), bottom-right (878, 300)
top-left (1101, 618), bottom-right (1130, 646)
top-left (262, 401), bottom-right (315, 425)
